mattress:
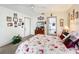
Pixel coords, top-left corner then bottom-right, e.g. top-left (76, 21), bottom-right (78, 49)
top-left (15, 34), bottom-right (76, 54)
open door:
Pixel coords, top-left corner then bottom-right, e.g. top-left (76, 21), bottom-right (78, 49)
top-left (47, 16), bottom-right (57, 35)
top-left (24, 17), bottom-right (31, 36)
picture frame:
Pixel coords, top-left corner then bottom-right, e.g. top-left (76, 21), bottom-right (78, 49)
top-left (18, 22), bottom-right (22, 26)
top-left (13, 17), bottom-right (18, 22)
top-left (14, 13), bottom-right (17, 18)
top-left (6, 16), bottom-right (12, 22)
top-left (14, 24), bottom-right (17, 27)
top-left (7, 23), bottom-right (13, 27)
top-left (13, 13), bottom-right (18, 22)
top-left (76, 11), bottom-right (79, 19)
top-left (14, 25), bottom-right (17, 27)
top-left (73, 9), bottom-right (75, 18)
top-left (14, 21), bottom-right (18, 27)
top-left (60, 19), bottom-right (64, 27)
top-left (70, 14), bottom-right (73, 20)
top-left (19, 18), bottom-right (22, 22)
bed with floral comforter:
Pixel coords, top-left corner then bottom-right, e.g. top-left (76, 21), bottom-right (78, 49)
top-left (15, 34), bottom-right (76, 54)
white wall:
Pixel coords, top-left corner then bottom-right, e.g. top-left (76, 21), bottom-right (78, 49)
top-left (44, 12), bottom-right (68, 35)
top-left (0, 5), bottom-right (69, 47)
top-left (0, 6), bottom-right (31, 47)
top-left (67, 5), bottom-right (79, 32)
top-left (30, 12), bottom-right (68, 35)
top-left (52, 12), bottom-right (67, 34)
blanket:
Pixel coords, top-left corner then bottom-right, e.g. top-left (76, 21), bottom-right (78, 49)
top-left (15, 34), bottom-right (76, 54)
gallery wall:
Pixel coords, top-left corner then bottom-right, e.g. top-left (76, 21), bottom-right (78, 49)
top-left (67, 4), bottom-right (79, 32)
top-left (0, 6), bottom-right (31, 47)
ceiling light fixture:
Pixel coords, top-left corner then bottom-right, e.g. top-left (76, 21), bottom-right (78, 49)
top-left (31, 5), bottom-right (35, 8)
top-left (31, 6), bottom-right (34, 8)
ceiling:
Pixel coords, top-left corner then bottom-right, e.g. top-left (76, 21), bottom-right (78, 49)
top-left (0, 4), bottom-right (73, 17)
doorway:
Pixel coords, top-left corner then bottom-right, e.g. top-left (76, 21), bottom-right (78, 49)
top-left (47, 16), bottom-right (57, 35)
top-left (24, 17), bottom-right (31, 36)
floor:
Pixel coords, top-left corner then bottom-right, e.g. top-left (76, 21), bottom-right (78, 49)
top-left (0, 35), bottom-right (34, 54)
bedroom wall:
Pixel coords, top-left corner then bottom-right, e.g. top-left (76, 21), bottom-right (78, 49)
top-left (43, 12), bottom-right (68, 35)
top-left (67, 4), bottom-right (79, 32)
top-left (30, 12), bottom-right (68, 35)
top-left (51, 12), bottom-right (67, 34)
top-left (0, 5), bottom-right (70, 47)
top-left (0, 6), bottom-right (31, 47)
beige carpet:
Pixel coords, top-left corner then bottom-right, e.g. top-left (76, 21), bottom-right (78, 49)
top-left (0, 35), bottom-right (34, 54)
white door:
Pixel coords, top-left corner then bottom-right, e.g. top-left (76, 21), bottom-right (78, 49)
top-left (47, 16), bottom-right (57, 35)
top-left (24, 17), bottom-right (31, 36)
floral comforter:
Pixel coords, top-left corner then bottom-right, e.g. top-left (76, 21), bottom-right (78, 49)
top-left (15, 34), bottom-right (76, 54)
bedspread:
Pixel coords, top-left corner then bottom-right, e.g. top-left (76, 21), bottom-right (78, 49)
top-left (15, 34), bottom-right (76, 54)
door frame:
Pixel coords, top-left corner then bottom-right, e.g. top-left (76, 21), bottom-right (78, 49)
top-left (47, 16), bottom-right (57, 35)
top-left (24, 17), bottom-right (31, 36)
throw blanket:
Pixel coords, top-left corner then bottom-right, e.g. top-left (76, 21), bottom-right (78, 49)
top-left (16, 34), bottom-right (76, 54)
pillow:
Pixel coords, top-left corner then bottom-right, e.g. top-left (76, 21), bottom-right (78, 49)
top-left (59, 32), bottom-right (69, 40)
top-left (63, 32), bottom-right (79, 48)
top-left (63, 33), bottom-right (71, 41)
top-left (63, 33), bottom-right (78, 48)
top-left (70, 35), bottom-right (77, 42)
top-left (63, 32), bottom-right (69, 36)
top-left (63, 36), bottom-right (75, 48)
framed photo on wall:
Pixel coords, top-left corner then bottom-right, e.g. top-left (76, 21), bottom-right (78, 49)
top-left (76, 11), bottom-right (79, 19)
top-left (19, 18), bottom-right (22, 22)
top-left (6, 16), bottom-right (12, 22)
top-left (13, 13), bottom-right (18, 22)
top-left (13, 17), bottom-right (18, 22)
top-left (7, 23), bottom-right (13, 27)
top-left (18, 22), bottom-right (22, 26)
top-left (14, 13), bottom-right (17, 18)
top-left (60, 19), bottom-right (64, 27)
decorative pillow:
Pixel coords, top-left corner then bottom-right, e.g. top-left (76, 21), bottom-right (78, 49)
top-left (70, 35), bottom-right (77, 42)
top-left (63, 32), bottom-right (69, 36)
top-left (63, 33), bottom-right (79, 48)
top-left (59, 32), bottom-right (69, 40)
top-left (63, 33), bottom-right (71, 41)
top-left (63, 36), bottom-right (75, 48)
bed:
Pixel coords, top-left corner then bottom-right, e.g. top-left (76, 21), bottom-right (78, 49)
top-left (15, 34), bottom-right (76, 54)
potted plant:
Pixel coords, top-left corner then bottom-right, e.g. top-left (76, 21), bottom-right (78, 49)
top-left (12, 35), bottom-right (22, 44)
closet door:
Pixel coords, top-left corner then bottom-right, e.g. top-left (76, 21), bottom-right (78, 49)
top-left (47, 16), bottom-right (57, 35)
top-left (24, 17), bottom-right (31, 36)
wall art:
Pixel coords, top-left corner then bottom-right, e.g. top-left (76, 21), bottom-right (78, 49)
top-left (13, 17), bottom-right (18, 22)
top-left (14, 13), bottom-right (17, 18)
top-left (76, 11), bottom-right (79, 19)
top-left (19, 18), bottom-right (22, 22)
top-left (7, 23), bottom-right (13, 27)
top-left (18, 22), bottom-right (22, 26)
top-left (73, 9), bottom-right (75, 19)
top-left (6, 16), bottom-right (12, 22)
top-left (60, 19), bottom-right (64, 27)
